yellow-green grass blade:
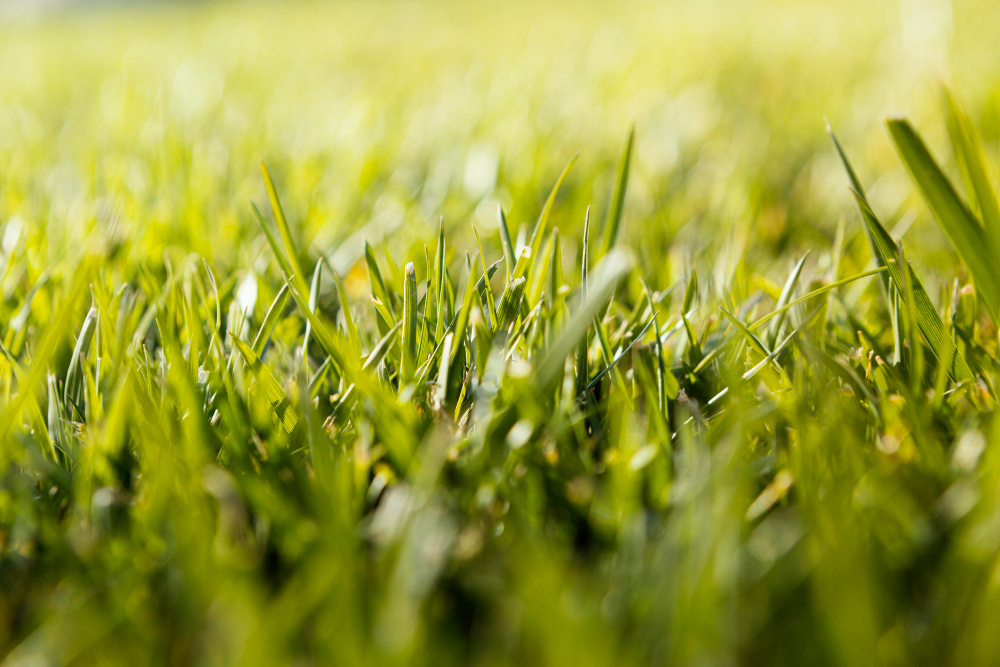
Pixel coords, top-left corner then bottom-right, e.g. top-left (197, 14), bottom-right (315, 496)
top-left (233, 338), bottom-right (298, 433)
top-left (942, 86), bottom-right (1000, 255)
top-left (252, 284), bottom-right (289, 358)
top-left (600, 125), bottom-right (634, 256)
top-left (400, 262), bottom-right (418, 384)
top-left (719, 306), bottom-right (789, 382)
top-left (748, 266), bottom-right (888, 331)
top-left (528, 154), bottom-right (578, 273)
top-left (283, 276), bottom-right (358, 382)
top-left (538, 249), bottom-right (633, 389)
top-left (451, 259), bottom-right (478, 365)
top-left (472, 227), bottom-right (497, 330)
top-left (328, 264), bottom-right (361, 356)
top-left (64, 305), bottom-right (98, 419)
top-left (494, 277), bottom-right (526, 337)
top-left (765, 252), bottom-right (809, 349)
top-left (363, 321), bottom-right (403, 371)
top-left (497, 206), bottom-right (516, 281)
top-left (260, 160), bottom-right (305, 282)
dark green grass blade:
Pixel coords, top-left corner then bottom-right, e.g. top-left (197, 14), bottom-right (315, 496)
top-left (452, 259), bottom-right (478, 364)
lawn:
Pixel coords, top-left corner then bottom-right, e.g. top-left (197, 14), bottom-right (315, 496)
top-left (3, 0), bottom-right (1000, 664)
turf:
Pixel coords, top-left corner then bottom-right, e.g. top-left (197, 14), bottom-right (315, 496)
top-left (4, 1), bottom-right (1000, 665)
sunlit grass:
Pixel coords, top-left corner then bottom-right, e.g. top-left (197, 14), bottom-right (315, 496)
top-left (4, 1), bottom-right (1000, 665)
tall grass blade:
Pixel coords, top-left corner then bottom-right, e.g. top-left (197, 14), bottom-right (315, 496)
top-left (886, 117), bottom-right (1000, 321)
top-left (600, 125), bottom-right (634, 256)
top-left (942, 87), bottom-right (1000, 254)
top-left (401, 262), bottom-right (418, 383)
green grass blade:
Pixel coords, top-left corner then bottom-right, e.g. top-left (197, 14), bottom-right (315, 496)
top-left (528, 154), bottom-right (578, 268)
top-left (575, 208), bottom-right (591, 397)
top-left (851, 191), bottom-right (975, 382)
top-left (64, 305), bottom-right (98, 419)
top-left (260, 160), bottom-right (304, 281)
top-left (886, 117), bottom-right (1000, 322)
top-left (719, 306), bottom-right (788, 381)
top-left (472, 227), bottom-right (497, 330)
top-left (600, 125), bottom-right (634, 256)
top-left (451, 259), bottom-right (478, 364)
top-left (766, 253), bottom-right (809, 349)
top-left (538, 249), bottom-right (633, 389)
top-left (283, 276), bottom-right (357, 381)
top-left (363, 321), bottom-right (403, 371)
top-left (401, 262), bottom-right (418, 383)
top-left (828, 125), bottom-right (891, 295)
top-left (748, 266), bottom-right (888, 330)
top-left (584, 316), bottom-right (654, 396)
top-left (942, 86), bottom-right (1000, 254)
top-left (233, 337), bottom-right (298, 432)
top-left (494, 277), bottom-right (526, 337)
top-left (327, 265), bottom-right (361, 356)
top-left (252, 284), bottom-right (289, 358)
top-left (252, 201), bottom-right (310, 299)
top-left (498, 206), bottom-right (516, 281)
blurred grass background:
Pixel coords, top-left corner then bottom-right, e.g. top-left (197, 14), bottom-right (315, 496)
top-left (2, 0), bottom-right (998, 282)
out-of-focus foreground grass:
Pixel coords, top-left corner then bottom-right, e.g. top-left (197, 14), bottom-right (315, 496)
top-left (4, 0), bottom-right (1000, 665)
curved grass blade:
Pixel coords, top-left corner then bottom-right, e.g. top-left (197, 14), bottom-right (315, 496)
top-left (233, 337), bottom-right (298, 432)
top-left (301, 260), bottom-right (322, 356)
top-left (719, 306), bottom-right (789, 382)
top-left (600, 125), bottom-right (634, 256)
top-left (64, 305), bottom-right (98, 419)
top-left (252, 284), bottom-right (289, 358)
top-left (528, 154), bottom-right (578, 267)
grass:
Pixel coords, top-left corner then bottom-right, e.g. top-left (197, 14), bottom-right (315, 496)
top-left (6, 1), bottom-right (1000, 665)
